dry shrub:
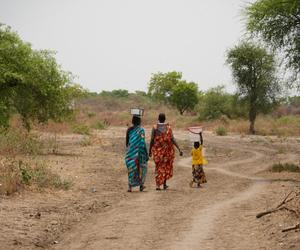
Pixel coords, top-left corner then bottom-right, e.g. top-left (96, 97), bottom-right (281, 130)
top-left (0, 128), bottom-right (43, 156)
top-left (0, 158), bottom-right (22, 195)
top-left (0, 158), bottom-right (71, 195)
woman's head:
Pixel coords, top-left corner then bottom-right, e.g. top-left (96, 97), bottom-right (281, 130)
top-left (132, 115), bottom-right (141, 126)
top-left (194, 141), bottom-right (200, 149)
top-left (158, 113), bottom-right (166, 123)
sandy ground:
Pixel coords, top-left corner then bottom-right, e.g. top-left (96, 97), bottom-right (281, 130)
top-left (0, 126), bottom-right (299, 250)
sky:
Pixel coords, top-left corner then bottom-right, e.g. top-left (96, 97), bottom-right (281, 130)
top-left (0, 0), bottom-right (251, 93)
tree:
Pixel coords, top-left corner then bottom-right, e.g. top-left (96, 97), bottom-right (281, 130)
top-left (148, 71), bottom-right (182, 103)
top-left (246, 0), bottom-right (300, 83)
top-left (0, 24), bottom-right (76, 130)
top-left (226, 42), bottom-right (280, 134)
top-left (170, 81), bottom-right (198, 115)
top-left (197, 86), bottom-right (247, 120)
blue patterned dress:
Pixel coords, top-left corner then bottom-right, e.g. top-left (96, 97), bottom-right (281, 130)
top-left (125, 126), bottom-right (148, 187)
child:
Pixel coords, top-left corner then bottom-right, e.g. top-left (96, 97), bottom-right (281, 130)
top-left (190, 132), bottom-right (207, 188)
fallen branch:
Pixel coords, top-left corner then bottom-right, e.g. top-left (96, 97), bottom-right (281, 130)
top-left (282, 223), bottom-right (300, 232)
top-left (256, 206), bottom-right (285, 218)
top-left (256, 191), bottom-right (297, 219)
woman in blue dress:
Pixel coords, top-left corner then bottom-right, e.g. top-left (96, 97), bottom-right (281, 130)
top-left (125, 115), bottom-right (148, 192)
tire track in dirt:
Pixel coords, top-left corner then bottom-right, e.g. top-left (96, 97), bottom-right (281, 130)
top-left (173, 145), bottom-right (299, 250)
top-left (52, 133), bottom-right (298, 250)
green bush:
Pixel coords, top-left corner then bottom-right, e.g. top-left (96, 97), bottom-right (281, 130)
top-left (215, 126), bottom-right (227, 136)
top-left (19, 160), bottom-right (72, 189)
top-left (91, 121), bottom-right (107, 130)
top-left (271, 163), bottom-right (300, 173)
top-left (87, 112), bottom-right (96, 118)
top-left (80, 136), bottom-right (92, 146)
top-left (0, 129), bottom-right (42, 155)
top-left (197, 86), bottom-right (247, 120)
top-left (72, 124), bottom-right (90, 135)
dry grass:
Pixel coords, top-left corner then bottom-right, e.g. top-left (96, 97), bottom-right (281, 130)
top-left (17, 95), bottom-right (300, 137)
top-left (0, 158), bottom-right (72, 195)
top-left (0, 128), bottom-right (43, 156)
top-left (0, 158), bottom-right (22, 195)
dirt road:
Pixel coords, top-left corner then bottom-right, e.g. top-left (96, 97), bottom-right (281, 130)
top-left (49, 129), bottom-right (300, 250)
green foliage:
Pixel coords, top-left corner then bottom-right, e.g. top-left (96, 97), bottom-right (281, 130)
top-left (0, 129), bottom-right (42, 155)
top-left (197, 86), bottom-right (247, 120)
top-left (286, 95), bottom-right (300, 106)
top-left (227, 42), bottom-right (280, 134)
top-left (271, 162), bottom-right (300, 173)
top-left (65, 83), bottom-right (89, 99)
top-left (135, 90), bottom-right (148, 97)
top-left (79, 136), bottom-right (92, 147)
top-left (19, 160), bottom-right (72, 189)
top-left (99, 89), bottom-right (129, 98)
top-left (91, 121), bottom-right (107, 130)
top-left (170, 81), bottom-right (198, 115)
top-left (87, 112), bottom-right (96, 118)
top-left (0, 24), bottom-right (77, 130)
top-left (148, 71), bottom-right (199, 114)
top-left (246, 0), bottom-right (300, 83)
top-left (215, 126), bottom-right (227, 136)
top-left (72, 124), bottom-right (90, 135)
top-left (148, 71), bottom-right (182, 102)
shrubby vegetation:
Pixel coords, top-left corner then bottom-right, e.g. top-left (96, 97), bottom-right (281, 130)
top-left (0, 24), bottom-right (85, 131)
top-left (246, 0), bottom-right (300, 85)
top-left (148, 71), bottom-right (199, 115)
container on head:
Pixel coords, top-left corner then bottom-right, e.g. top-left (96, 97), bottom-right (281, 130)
top-left (130, 108), bottom-right (144, 117)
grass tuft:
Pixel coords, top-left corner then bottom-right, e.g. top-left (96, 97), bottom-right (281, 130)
top-left (72, 124), bottom-right (90, 135)
top-left (270, 163), bottom-right (300, 173)
top-left (215, 126), bottom-right (227, 136)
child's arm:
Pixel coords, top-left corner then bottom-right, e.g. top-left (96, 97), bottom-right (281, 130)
top-left (199, 132), bottom-right (203, 145)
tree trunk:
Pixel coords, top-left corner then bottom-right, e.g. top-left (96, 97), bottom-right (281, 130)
top-left (249, 107), bottom-right (256, 134)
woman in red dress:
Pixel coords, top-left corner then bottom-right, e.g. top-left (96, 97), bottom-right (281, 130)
top-left (149, 113), bottom-right (183, 190)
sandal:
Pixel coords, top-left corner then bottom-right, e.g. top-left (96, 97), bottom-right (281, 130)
top-left (163, 184), bottom-right (169, 190)
top-left (156, 187), bottom-right (161, 191)
top-left (140, 185), bottom-right (146, 192)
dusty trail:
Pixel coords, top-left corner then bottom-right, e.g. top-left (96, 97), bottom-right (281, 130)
top-left (51, 133), bottom-right (297, 250)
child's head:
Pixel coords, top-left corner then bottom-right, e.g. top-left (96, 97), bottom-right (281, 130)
top-left (194, 141), bottom-right (200, 149)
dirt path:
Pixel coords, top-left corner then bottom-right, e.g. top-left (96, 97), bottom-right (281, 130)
top-left (51, 131), bottom-right (299, 250)
top-left (1, 128), bottom-right (299, 249)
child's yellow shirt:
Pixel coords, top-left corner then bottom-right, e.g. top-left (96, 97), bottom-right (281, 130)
top-left (191, 146), bottom-right (204, 165)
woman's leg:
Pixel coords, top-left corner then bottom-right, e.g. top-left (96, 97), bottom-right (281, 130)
top-left (128, 185), bottom-right (132, 192)
top-left (163, 180), bottom-right (168, 190)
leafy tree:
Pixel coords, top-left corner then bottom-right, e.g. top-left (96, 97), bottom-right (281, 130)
top-left (246, 0), bottom-right (300, 82)
top-left (134, 90), bottom-right (147, 97)
top-left (170, 81), bottom-right (198, 115)
top-left (0, 24), bottom-right (76, 130)
top-left (198, 86), bottom-right (226, 120)
top-left (111, 89), bottom-right (129, 98)
top-left (197, 86), bottom-right (246, 120)
top-left (99, 89), bottom-right (129, 98)
top-left (226, 42), bottom-right (280, 134)
top-left (148, 71), bottom-right (182, 102)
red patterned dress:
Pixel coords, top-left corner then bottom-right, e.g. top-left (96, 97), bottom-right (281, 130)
top-left (151, 124), bottom-right (175, 186)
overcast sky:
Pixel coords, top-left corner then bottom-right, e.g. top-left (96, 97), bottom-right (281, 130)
top-left (0, 0), bottom-right (251, 93)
